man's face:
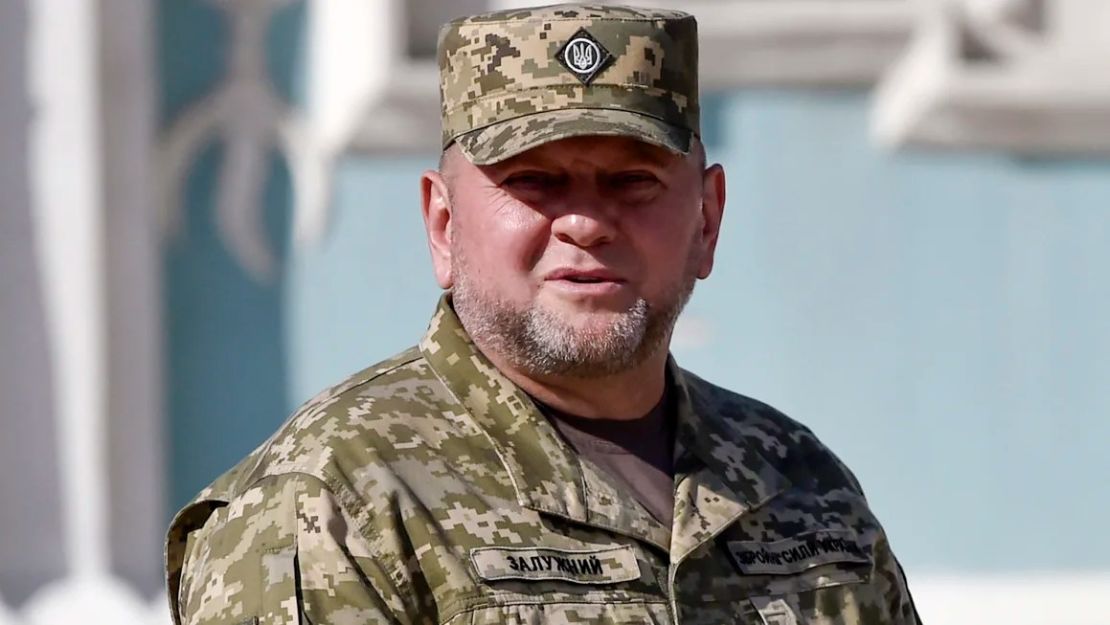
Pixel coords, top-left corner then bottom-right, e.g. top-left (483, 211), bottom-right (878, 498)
top-left (426, 135), bottom-right (724, 378)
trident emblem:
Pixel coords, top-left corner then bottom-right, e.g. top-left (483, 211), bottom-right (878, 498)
top-left (566, 38), bottom-right (601, 73)
top-left (556, 29), bottom-right (613, 85)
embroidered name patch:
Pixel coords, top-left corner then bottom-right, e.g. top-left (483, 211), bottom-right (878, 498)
top-left (728, 530), bottom-right (869, 575)
top-left (471, 545), bottom-right (640, 584)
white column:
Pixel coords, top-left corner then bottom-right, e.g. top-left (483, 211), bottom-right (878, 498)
top-left (0, 0), bottom-right (68, 613)
top-left (99, 0), bottom-right (166, 598)
top-left (21, 0), bottom-right (149, 623)
top-left (27, 0), bottom-right (109, 582)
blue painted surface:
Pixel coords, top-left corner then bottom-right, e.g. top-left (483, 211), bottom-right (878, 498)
top-left (164, 143), bottom-right (293, 511)
top-left (160, 0), bottom-right (303, 510)
top-left (157, 0), bottom-right (228, 124)
top-left (287, 157), bottom-right (442, 405)
top-left (267, 1), bottom-right (308, 107)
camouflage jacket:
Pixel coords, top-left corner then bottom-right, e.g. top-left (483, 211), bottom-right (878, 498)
top-left (166, 296), bottom-right (920, 625)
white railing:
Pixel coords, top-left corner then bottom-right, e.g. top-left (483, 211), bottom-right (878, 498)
top-left (874, 0), bottom-right (1110, 152)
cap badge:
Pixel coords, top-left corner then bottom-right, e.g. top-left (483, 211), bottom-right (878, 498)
top-left (556, 28), bottom-right (613, 85)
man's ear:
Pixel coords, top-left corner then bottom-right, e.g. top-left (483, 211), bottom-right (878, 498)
top-left (421, 168), bottom-right (454, 288)
top-left (697, 163), bottom-right (726, 280)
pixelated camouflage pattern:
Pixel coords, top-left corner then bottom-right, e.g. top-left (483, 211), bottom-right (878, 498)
top-left (166, 295), bottom-right (921, 624)
top-left (438, 4), bottom-right (699, 164)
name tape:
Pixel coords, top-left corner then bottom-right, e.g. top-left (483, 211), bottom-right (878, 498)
top-left (471, 545), bottom-right (640, 584)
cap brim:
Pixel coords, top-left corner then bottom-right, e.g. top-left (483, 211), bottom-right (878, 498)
top-left (454, 108), bottom-right (692, 166)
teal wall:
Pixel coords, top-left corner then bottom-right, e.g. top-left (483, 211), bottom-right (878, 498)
top-left (161, 3), bottom-right (1109, 574)
top-left (159, 0), bottom-right (304, 510)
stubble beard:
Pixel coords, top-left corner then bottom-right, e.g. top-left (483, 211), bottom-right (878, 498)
top-left (451, 244), bottom-right (699, 379)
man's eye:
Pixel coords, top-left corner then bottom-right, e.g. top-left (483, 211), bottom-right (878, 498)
top-left (611, 172), bottom-right (660, 188)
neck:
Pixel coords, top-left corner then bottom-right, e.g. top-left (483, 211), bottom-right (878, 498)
top-left (479, 345), bottom-right (670, 420)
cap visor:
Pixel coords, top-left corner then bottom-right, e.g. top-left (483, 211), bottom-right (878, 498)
top-left (455, 108), bottom-right (692, 165)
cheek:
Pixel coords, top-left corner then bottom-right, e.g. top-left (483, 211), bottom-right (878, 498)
top-left (456, 193), bottom-right (550, 273)
top-left (624, 200), bottom-right (704, 289)
top-left (634, 200), bottom-right (701, 257)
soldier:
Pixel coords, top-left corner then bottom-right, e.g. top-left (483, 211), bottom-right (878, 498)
top-left (166, 4), bottom-right (921, 624)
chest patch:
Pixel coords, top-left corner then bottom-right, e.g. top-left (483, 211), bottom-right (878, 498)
top-left (470, 545), bottom-right (640, 584)
top-left (728, 529), bottom-right (870, 575)
top-left (751, 596), bottom-right (799, 625)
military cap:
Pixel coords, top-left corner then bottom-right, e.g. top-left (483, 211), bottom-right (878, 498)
top-left (437, 3), bottom-right (700, 164)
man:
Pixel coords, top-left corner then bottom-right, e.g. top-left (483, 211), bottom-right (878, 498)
top-left (166, 4), bottom-right (920, 624)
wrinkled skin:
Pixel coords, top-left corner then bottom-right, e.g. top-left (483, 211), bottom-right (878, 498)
top-left (421, 136), bottom-right (724, 420)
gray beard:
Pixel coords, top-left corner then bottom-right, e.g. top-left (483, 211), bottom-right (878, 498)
top-left (451, 253), bottom-right (696, 379)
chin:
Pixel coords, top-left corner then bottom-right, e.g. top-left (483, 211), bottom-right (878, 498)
top-left (547, 304), bottom-right (630, 326)
top-left (540, 290), bottom-right (639, 312)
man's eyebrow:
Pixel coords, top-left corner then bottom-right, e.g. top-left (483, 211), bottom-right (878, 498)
top-left (481, 153), bottom-right (558, 175)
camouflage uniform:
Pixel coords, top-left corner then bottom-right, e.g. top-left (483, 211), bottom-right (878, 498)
top-left (166, 5), bottom-right (920, 624)
top-left (166, 297), bottom-right (919, 625)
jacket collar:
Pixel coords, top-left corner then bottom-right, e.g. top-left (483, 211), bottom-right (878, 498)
top-left (668, 365), bottom-right (792, 563)
top-left (419, 295), bottom-right (789, 555)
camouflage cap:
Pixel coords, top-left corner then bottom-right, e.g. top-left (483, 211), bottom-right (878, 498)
top-left (437, 4), bottom-right (699, 165)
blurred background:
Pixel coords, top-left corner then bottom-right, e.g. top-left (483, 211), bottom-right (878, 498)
top-left (2, 0), bottom-right (1108, 623)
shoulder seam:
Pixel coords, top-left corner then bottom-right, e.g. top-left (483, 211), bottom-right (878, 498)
top-left (189, 348), bottom-right (427, 507)
top-left (242, 353), bottom-right (427, 491)
top-left (302, 347), bottom-right (424, 414)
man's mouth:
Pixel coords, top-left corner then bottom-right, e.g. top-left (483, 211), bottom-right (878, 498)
top-left (543, 268), bottom-right (627, 296)
top-left (545, 268), bottom-right (624, 283)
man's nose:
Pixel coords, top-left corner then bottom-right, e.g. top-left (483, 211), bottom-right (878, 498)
top-left (550, 196), bottom-right (617, 248)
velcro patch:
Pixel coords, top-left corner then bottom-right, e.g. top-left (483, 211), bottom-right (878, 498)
top-left (728, 529), bottom-right (870, 575)
top-left (751, 596), bottom-right (799, 625)
top-left (471, 545), bottom-right (640, 584)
